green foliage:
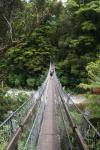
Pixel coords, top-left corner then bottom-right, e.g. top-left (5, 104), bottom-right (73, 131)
top-left (85, 94), bottom-right (100, 120)
top-left (1, 20), bottom-right (58, 88)
top-left (81, 21), bottom-right (96, 31)
top-left (79, 59), bottom-right (100, 121)
top-left (0, 87), bottom-right (9, 121)
top-left (7, 74), bottom-right (22, 87)
top-left (70, 111), bottom-right (82, 126)
top-left (55, 0), bottom-right (99, 90)
top-left (79, 59), bottom-right (100, 89)
top-left (0, 0), bottom-right (22, 45)
top-left (0, 88), bottom-right (31, 121)
top-left (0, 0), bottom-right (100, 90)
top-left (26, 78), bottom-right (35, 88)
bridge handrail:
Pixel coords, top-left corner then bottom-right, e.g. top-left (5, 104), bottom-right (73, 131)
top-left (55, 73), bottom-right (100, 134)
top-left (23, 69), bottom-right (49, 149)
top-left (54, 72), bottom-right (100, 150)
top-left (57, 79), bottom-right (100, 137)
top-left (0, 67), bottom-right (50, 150)
top-left (0, 66), bottom-right (50, 126)
top-left (55, 84), bottom-right (73, 150)
top-left (54, 77), bottom-right (88, 150)
top-left (23, 97), bottom-right (45, 150)
top-left (68, 95), bottom-right (100, 137)
top-left (0, 82), bottom-right (46, 128)
top-left (0, 97), bottom-right (32, 128)
top-left (5, 78), bottom-right (49, 150)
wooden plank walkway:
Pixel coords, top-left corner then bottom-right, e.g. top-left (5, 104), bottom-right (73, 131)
top-left (37, 78), bottom-right (61, 150)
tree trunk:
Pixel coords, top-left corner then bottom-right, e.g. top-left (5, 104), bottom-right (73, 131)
top-left (3, 15), bottom-right (13, 42)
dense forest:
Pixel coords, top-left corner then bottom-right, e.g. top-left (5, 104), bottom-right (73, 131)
top-left (0, 0), bottom-right (100, 89)
top-left (0, 0), bottom-right (100, 122)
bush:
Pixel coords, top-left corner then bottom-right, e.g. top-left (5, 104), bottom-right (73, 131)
top-left (7, 74), bottom-right (22, 88)
top-left (0, 89), bottom-right (31, 122)
top-left (26, 78), bottom-right (35, 88)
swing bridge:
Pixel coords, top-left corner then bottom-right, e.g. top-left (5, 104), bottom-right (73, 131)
top-left (0, 65), bottom-right (100, 150)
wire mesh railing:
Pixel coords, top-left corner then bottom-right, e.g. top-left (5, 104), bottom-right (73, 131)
top-left (54, 73), bottom-right (100, 150)
top-left (23, 74), bottom-right (48, 150)
top-left (55, 88), bottom-right (73, 150)
top-left (23, 96), bottom-right (45, 150)
top-left (0, 68), bottom-right (50, 150)
top-left (23, 71), bottom-right (49, 150)
top-left (16, 97), bottom-right (42, 150)
top-left (0, 97), bottom-right (34, 150)
top-left (55, 78), bottom-right (84, 150)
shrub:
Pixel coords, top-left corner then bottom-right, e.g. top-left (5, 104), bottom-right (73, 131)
top-left (26, 78), bottom-right (35, 88)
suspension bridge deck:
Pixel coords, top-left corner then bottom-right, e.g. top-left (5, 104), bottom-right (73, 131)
top-left (37, 78), bottom-right (61, 150)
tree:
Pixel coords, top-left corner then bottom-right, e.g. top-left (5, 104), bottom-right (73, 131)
top-left (55, 0), bottom-right (99, 89)
top-left (79, 59), bottom-right (100, 89)
top-left (0, 0), bottom-right (22, 45)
